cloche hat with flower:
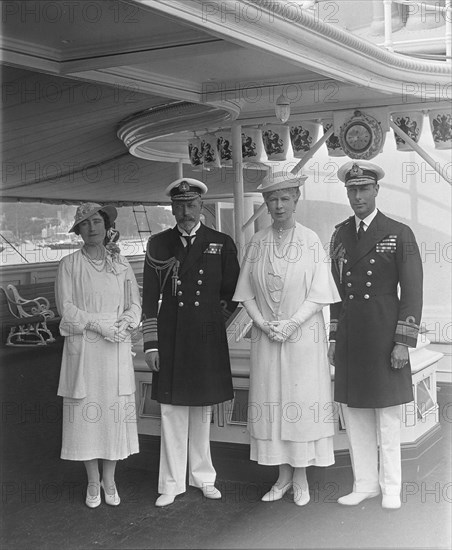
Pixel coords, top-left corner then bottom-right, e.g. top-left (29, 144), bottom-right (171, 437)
top-left (69, 202), bottom-right (117, 233)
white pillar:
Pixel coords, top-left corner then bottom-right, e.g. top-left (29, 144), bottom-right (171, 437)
top-left (231, 123), bottom-right (246, 259)
top-left (446, 0), bottom-right (451, 60)
top-left (383, 0), bottom-right (394, 50)
top-left (371, 0), bottom-right (386, 35)
top-left (176, 160), bottom-right (183, 179)
top-left (242, 195), bottom-right (270, 245)
top-left (372, 0), bottom-right (402, 36)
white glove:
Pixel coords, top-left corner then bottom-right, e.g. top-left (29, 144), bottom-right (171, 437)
top-left (290, 300), bottom-right (322, 326)
top-left (268, 319), bottom-right (299, 343)
top-left (242, 299), bottom-right (272, 337)
top-left (116, 313), bottom-right (138, 331)
top-left (86, 319), bottom-right (129, 343)
top-left (268, 301), bottom-right (323, 344)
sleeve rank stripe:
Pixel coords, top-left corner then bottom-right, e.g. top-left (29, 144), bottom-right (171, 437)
top-left (395, 323), bottom-right (419, 339)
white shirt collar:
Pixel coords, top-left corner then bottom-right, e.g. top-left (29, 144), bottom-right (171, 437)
top-left (177, 221), bottom-right (201, 237)
top-left (355, 209), bottom-right (378, 231)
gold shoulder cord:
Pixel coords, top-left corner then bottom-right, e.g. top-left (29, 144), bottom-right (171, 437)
top-left (330, 226), bottom-right (346, 284)
top-left (145, 251), bottom-right (180, 296)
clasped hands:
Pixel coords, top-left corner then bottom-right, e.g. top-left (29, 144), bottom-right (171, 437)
top-left (108, 318), bottom-right (136, 343)
top-left (261, 319), bottom-right (298, 343)
top-left (89, 317), bottom-right (136, 343)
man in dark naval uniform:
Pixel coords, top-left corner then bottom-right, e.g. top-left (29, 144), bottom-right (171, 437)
top-left (328, 161), bottom-right (423, 510)
top-left (142, 178), bottom-right (240, 507)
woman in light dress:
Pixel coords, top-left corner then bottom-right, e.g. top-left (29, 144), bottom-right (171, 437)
top-left (233, 172), bottom-right (340, 506)
top-left (56, 203), bottom-right (141, 508)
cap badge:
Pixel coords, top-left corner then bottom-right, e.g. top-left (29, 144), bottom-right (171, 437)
top-left (178, 181), bottom-right (190, 193)
top-left (350, 164), bottom-right (363, 177)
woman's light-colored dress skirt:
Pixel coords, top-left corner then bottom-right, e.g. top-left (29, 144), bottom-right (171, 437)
top-left (61, 354), bottom-right (139, 461)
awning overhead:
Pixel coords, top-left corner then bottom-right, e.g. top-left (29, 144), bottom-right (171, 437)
top-left (1, 66), bottom-right (266, 205)
top-left (2, 1), bottom-right (450, 205)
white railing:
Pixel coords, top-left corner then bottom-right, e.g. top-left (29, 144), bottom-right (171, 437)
top-left (383, 0), bottom-right (451, 58)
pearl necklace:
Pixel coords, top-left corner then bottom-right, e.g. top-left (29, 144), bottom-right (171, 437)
top-left (272, 223), bottom-right (295, 247)
top-left (81, 247), bottom-right (107, 272)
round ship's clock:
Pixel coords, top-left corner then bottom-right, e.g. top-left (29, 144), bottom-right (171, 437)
top-left (339, 110), bottom-right (385, 160)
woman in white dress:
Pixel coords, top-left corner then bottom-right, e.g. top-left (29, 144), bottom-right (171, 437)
top-left (55, 203), bottom-right (141, 508)
top-left (233, 172), bottom-right (340, 506)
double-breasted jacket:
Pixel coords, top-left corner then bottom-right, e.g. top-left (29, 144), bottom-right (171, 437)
top-left (329, 211), bottom-right (423, 408)
top-left (142, 224), bottom-right (240, 406)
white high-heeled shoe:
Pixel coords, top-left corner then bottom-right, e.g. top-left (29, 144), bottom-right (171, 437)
top-left (85, 482), bottom-right (101, 508)
top-left (261, 482), bottom-right (292, 502)
top-left (292, 468), bottom-right (310, 506)
top-left (293, 484), bottom-right (310, 506)
top-left (101, 480), bottom-right (120, 506)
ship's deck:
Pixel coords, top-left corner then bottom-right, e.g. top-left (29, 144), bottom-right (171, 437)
top-left (1, 340), bottom-right (451, 550)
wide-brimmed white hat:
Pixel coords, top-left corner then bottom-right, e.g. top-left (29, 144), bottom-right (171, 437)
top-left (69, 202), bottom-right (117, 233)
top-left (257, 170), bottom-right (307, 193)
top-left (337, 161), bottom-right (385, 186)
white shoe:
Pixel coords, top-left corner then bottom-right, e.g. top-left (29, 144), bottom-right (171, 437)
top-left (338, 491), bottom-right (380, 506)
top-left (155, 494), bottom-right (176, 507)
top-left (382, 495), bottom-right (401, 509)
top-left (202, 485), bottom-right (222, 499)
top-left (101, 480), bottom-right (120, 506)
top-left (85, 482), bottom-right (101, 509)
top-left (261, 482), bottom-right (292, 502)
top-left (293, 485), bottom-right (310, 507)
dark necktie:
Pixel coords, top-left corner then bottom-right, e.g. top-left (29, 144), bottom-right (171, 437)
top-left (357, 220), bottom-right (365, 241)
top-left (182, 234), bottom-right (195, 250)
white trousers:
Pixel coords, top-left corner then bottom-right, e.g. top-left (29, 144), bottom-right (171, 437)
top-left (342, 404), bottom-right (402, 496)
top-left (158, 404), bottom-right (216, 496)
